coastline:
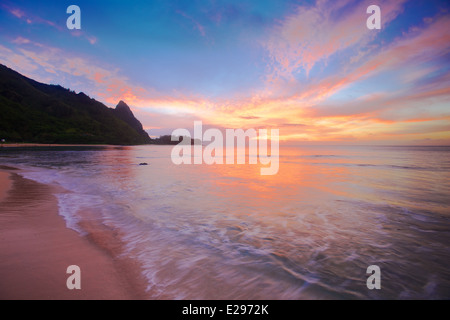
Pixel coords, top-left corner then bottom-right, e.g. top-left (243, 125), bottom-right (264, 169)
top-left (0, 168), bottom-right (148, 300)
top-left (0, 143), bottom-right (116, 148)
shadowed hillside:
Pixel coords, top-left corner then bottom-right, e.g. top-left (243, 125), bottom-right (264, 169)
top-left (0, 64), bottom-right (151, 145)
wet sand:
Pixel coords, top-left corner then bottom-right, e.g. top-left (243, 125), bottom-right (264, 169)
top-left (0, 169), bottom-right (147, 300)
top-left (0, 171), bottom-right (11, 202)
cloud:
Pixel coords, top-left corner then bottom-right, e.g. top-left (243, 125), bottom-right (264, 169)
top-left (264, 0), bottom-right (407, 80)
top-left (70, 30), bottom-right (99, 45)
top-left (0, 44), bottom-right (39, 74)
top-left (12, 37), bottom-right (31, 45)
top-left (87, 36), bottom-right (98, 45)
top-left (240, 115), bottom-right (260, 120)
top-left (305, 14), bottom-right (450, 120)
top-left (222, 8), bottom-right (450, 141)
top-left (176, 10), bottom-right (206, 37)
top-left (2, 4), bottom-right (63, 30)
top-left (3, 4), bottom-right (97, 45)
top-left (2, 0), bottom-right (449, 144)
top-left (0, 40), bottom-right (125, 100)
top-left (1, 38), bottom-right (215, 122)
top-left (9, 8), bottom-right (25, 19)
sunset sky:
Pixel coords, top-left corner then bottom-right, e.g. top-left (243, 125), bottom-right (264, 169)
top-left (1, 0), bottom-right (449, 144)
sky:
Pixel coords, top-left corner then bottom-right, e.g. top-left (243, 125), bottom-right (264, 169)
top-left (0, 0), bottom-right (449, 144)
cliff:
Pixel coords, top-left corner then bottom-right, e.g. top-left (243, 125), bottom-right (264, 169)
top-left (0, 64), bottom-right (151, 145)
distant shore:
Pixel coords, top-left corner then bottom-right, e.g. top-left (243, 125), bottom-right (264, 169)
top-left (0, 140), bottom-right (183, 147)
top-left (0, 143), bottom-right (116, 148)
top-left (0, 167), bottom-right (148, 299)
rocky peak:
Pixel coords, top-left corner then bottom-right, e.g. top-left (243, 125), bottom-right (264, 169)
top-left (115, 100), bottom-right (134, 117)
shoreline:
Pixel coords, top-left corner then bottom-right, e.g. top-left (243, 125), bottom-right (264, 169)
top-left (0, 143), bottom-right (117, 148)
top-left (0, 143), bottom-right (179, 148)
top-left (0, 167), bottom-right (148, 300)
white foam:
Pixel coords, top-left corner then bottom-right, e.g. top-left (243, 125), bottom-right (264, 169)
top-left (16, 166), bottom-right (106, 235)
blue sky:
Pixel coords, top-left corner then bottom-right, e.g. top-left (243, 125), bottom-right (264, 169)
top-left (1, 0), bottom-right (449, 143)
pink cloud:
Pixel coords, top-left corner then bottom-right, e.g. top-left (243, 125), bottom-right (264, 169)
top-left (12, 37), bottom-right (31, 45)
top-left (0, 44), bottom-right (39, 75)
top-left (264, 0), bottom-right (407, 79)
top-left (87, 36), bottom-right (98, 45)
top-left (10, 8), bottom-right (25, 19)
top-left (3, 2), bottom-right (449, 144)
top-left (176, 10), bottom-right (206, 37)
top-left (3, 39), bottom-right (209, 116)
top-left (4, 5), bottom-right (64, 31)
top-left (4, 4), bottom-right (98, 42)
top-left (70, 30), bottom-right (98, 45)
top-left (243, 12), bottom-right (450, 121)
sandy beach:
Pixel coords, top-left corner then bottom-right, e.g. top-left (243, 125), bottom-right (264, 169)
top-left (0, 167), bottom-right (147, 300)
top-left (0, 171), bottom-right (12, 202)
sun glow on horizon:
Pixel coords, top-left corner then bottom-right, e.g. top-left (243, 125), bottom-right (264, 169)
top-left (0, 0), bottom-right (449, 144)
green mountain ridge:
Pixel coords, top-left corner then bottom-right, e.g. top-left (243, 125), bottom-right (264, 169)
top-left (0, 64), bottom-right (152, 145)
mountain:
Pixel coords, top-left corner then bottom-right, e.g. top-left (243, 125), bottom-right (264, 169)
top-left (113, 100), bottom-right (150, 140)
top-left (0, 64), bottom-right (151, 145)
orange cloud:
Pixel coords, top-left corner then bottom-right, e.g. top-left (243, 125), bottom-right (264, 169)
top-left (3, 2), bottom-right (449, 144)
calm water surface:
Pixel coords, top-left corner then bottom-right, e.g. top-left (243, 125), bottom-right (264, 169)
top-left (1, 145), bottom-right (449, 299)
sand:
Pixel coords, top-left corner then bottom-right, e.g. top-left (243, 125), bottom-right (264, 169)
top-left (0, 169), bottom-right (147, 300)
top-left (0, 171), bottom-right (11, 202)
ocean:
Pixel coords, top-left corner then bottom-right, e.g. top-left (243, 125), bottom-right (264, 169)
top-left (1, 145), bottom-right (449, 299)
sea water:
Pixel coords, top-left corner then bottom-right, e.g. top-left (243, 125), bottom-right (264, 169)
top-left (1, 145), bottom-right (449, 299)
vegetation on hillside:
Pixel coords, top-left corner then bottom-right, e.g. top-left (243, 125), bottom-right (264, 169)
top-left (0, 64), bottom-right (151, 145)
